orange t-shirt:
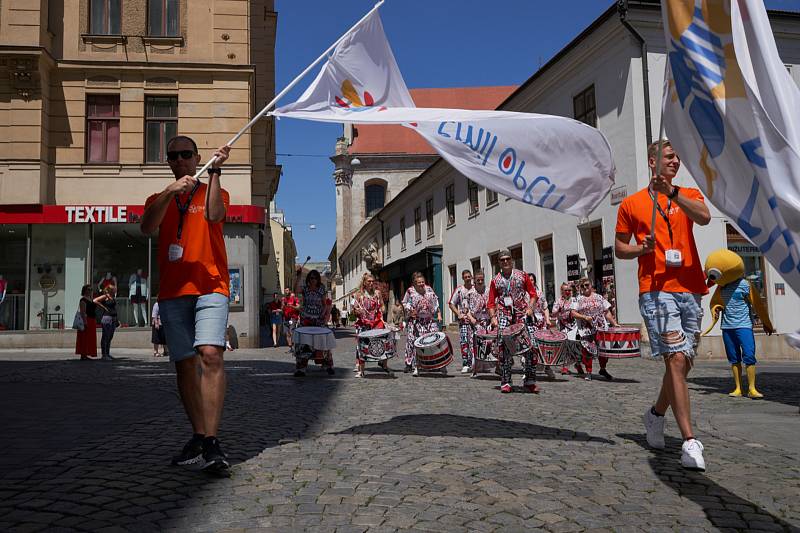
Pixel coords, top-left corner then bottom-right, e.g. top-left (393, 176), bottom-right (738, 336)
top-left (615, 187), bottom-right (708, 296)
top-left (145, 183), bottom-right (230, 300)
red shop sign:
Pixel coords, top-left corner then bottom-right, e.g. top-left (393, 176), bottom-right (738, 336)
top-left (0, 204), bottom-right (265, 225)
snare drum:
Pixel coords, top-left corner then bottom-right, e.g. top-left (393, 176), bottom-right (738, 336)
top-left (357, 328), bottom-right (396, 362)
top-left (414, 332), bottom-right (453, 370)
top-left (500, 322), bottom-right (533, 356)
top-left (474, 328), bottom-right (498, 362)
top-left (595, 327), bottom-right (641, 359)
top-left (533, 329), bottom-right (567, 366)
top-left (293, 326), bottom-right (336, 359)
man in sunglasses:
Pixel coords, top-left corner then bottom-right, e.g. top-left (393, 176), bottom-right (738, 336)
top-left (615, 140), bottom-right (710, 472)
top-left (487, 249), bottom-right (540, 393)
top-left (141, 135), bottom-right (233, 475)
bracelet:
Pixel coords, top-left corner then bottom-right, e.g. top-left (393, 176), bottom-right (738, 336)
top-left (208, 167), bottom-right (223, 176)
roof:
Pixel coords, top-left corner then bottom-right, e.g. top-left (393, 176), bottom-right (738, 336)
top-left (349, 86), bottom-right (517, 155)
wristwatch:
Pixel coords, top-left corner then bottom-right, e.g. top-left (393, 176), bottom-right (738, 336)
top-left (667, 185), bottom-right (680, 199)
top-left (208, 167), bottom-right (223, 176)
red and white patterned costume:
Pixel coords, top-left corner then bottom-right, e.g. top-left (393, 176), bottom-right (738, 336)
top-left (402, 285), bottom-right (440, 368)
top-left (449, 284), bottom-right (477, 367)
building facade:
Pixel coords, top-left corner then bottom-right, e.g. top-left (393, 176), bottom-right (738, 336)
top-left (337, 1), bottom-right (800, 358)
top-left (0, 0), bottom-right (280, 347)
top-left (265, 201), bottom-right (296, 296)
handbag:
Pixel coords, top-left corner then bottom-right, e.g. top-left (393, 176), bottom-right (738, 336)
top-left (72, 310), bottom-right (85, 331)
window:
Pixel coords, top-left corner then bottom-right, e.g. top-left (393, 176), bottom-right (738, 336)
top-left (489, 251), bottom-right (500, 275)
top-left (468, 180), bottom-right (480, 216)
top-left (400, 217), bottom-right (407, 250)
top-left (365, 182), bottom-right (386, 218)
top-left (448, 265), bottom-right (457, 307)
top-left (384, 224), bottom-right (391, 258)
top-left (148, 0), bottom-right (179, 37)
top-left (0, 225), bottom-right (29, 330)
top-left (470, 257), bottom-right (481, 275)
top-left (414, 207), bottom-right (422, 243)
top-left (727, 223), bottom-right (769, 330)
top-left (90, 0), bottom-right (121, 35)
top-left (445, 184), bottom-right (455, 226)
top-left (145, 96), bottom-right (178, 163)
top-left (510, 245), bottom-right (523, 270)
top-left (538, 237), bottom-right (555, 310)
top-left (86, 95), bottom-right (120, 163)
top-left (486, 187), bottom-right (498, 206)
top-left (573, 84), bottom-right (597, 127)
top-left (425, 198), bottom-right (434, 238)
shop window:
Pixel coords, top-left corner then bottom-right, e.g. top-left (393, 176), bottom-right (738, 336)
top-left (510, 245), bottom-right (523, 270)
top-left (468, 180), bottom-right (479, 216)
top-left (414, 206), bottom-right (421, 243)
top-left (538, 237), bottom-right (555, 310)
top-left (0, 225), bottom-right (28, 330)
top-left (425, 198), bottom-right (434, 238)
top-left (470, 257), bottom-right (481, 275)
top-left (365, 181), bottom-right (386, 218)
top-left (86, 95), bottom-right (120, 163)
top-left (92, 224), bottom-right (152, 327)
top-left (28, 225), bottom-right (89, 330)
top-left (384, 224), bottom-right (391, 259)
top-left (727, 224), bottom-right (768, 329)
top-left (486, 187), bottom-right (498, 207)
top-left (148, 0), bottom-right (179, 37)
top-left (445, 184), bottom-right (455, 226)
top-left (90, 0), bottom-right (121, 35)
top-left (573, 84), bottom-right (597, 128)
top-left (400, 216), bottom-right (406, 250)
top-left (145, 96), bottom-right (178, 163)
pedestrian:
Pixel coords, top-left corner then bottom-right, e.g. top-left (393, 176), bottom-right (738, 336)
top-left (151, 299), bottom-right (167, 357)
top-left (390, 299), bottom-right (405, 332)
top-left (281, 287), bottom-right (300, 351)
top-left (487, 249), bottom-right (539, 394)
top-left (448, 269), bottom-right (477, 374)
top-left (75, 284), bottom-right (101, 360)
top-left (615, 139), bottom-right (711, 471)
top-left (140, 135), bottom-right (232, 475)
top-left (95, 285), bottom-right (118, 361)
top-left (330, 305), bottom-right (341, 329)
top-left (267, 292), bottom-right (282, 347)
top-left (402, 271), bottom-right (442, 376)
top-left (293, 268), bottom-right (334, 377)
top-left (570, 277), bottom-right (620, 381)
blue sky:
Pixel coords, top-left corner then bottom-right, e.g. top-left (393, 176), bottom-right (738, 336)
top-left (274, 0), bottom-right (800, 262)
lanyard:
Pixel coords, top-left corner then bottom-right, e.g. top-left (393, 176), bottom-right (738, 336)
top-left (174, 181), bottom-right (200, 241)
top-left (650, 192), bottom-right (673, 247)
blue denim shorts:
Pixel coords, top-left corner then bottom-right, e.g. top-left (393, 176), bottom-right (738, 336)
top-left (638, 291), bottom-right (703, 359)
top-left (159, 293), bottom-right (229, 362)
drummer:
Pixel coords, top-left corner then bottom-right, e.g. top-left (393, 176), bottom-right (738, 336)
top-left (293, 268), bottom-right (334, 377)
top-left (571, 277), bottom-right (620, 381)
top-left (551, 282), bottom-right (581, 375)
top-left (487, 248), bottom-right (539, 394)
top-left (448, 269), bottom-right (477, 374)
top-left (466, 269), bottom-right (492, 374)
top-left (402, 271), bottom-right (443, 376)
top-left (353, 272), bottom-right (389, 377)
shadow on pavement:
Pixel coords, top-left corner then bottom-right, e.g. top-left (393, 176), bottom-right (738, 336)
top-left (689, 371), bottom-right (800, 410)
top-left (335, 414), bottom-right (615, 444)
top-left (617, 433), bottom-right (796, 531)
top-left (0, 357), bottom-right (341, 531)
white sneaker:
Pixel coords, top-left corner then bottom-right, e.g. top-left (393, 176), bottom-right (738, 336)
top-left (412, 368), bottom-right (419, 377)
top-left (441, 367), bottom-right (448, 375)
top-left (681, 438), bottom-right (706, 471)
top-left (461, 365), bottom-right (471, 374)
top-left (643, 408), bottom-right (666, 450)
top-left (354, 370), bottom-right (364, 379)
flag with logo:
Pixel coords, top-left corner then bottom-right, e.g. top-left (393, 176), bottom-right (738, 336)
top-left (662, 0), bottom-right (800, 306)
top-left (272, 11), bottom-right (616, 218)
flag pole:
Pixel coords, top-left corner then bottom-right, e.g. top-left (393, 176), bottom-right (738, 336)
top-left (650, 71), bottom-right (670, 239)
top-left (194, 0), bottom-right (386, 179)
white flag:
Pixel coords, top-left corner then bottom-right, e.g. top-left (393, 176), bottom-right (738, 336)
top-left (662, 1), bottom-right (800, 294)
top-left (273, 11), bottom-right (616, 218)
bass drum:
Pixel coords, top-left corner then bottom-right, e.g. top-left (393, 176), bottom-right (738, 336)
top-left (414, 332), bottom-right (453, 370)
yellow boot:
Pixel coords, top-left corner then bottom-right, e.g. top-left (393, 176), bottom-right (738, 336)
top-left (746, 365), bottom-right (764, 399)
top-left (729, 363), bottom-right (743, 397)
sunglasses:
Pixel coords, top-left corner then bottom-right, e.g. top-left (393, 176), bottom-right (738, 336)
top-left (166, 150), bottom-right (195, 161)
top-left (580, 283), bottom-right (591, 288)
top-left (499, 257), bottom-right (512, 262)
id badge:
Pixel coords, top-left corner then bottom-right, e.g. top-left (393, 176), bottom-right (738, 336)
top-left (503, 296), bottom-right (513, 307)
top-left (665, 249), bottom-right (683, 267)
top-left (168, 243), bottom-right (184, 262)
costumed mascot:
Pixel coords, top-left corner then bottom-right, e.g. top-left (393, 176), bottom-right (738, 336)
top-left (703, 249), bottom-right (774, 399)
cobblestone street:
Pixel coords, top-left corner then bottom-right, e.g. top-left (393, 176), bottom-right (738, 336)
top-left (1, 329), bottom-right (799, 532)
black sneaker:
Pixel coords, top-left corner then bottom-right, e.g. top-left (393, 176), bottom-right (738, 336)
top-left (404, 364), bottom-right (412, 373)
top-left (171, 435), bottom-right (204, 466)
top-left (599, 369), bottom-right (614, 381)
top-left (326, 367), bottom-right (335, 376)
top-left (294, 369), bottom-right (306, 377)
top-left (201, 437), bottom-right (230, 475)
